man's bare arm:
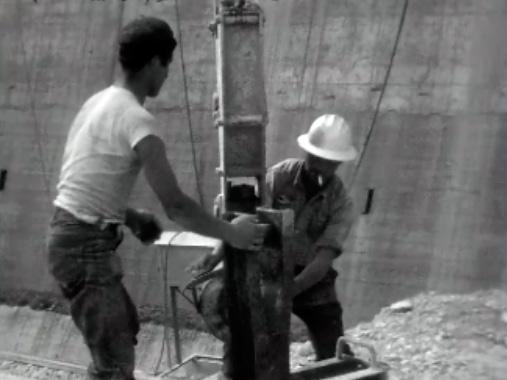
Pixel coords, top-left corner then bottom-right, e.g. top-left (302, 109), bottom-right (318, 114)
top-left (134, 135), bottom-right (261, 249)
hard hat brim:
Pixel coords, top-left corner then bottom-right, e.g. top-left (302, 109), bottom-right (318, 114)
top-left (297, 134), bottom-right (358, 162)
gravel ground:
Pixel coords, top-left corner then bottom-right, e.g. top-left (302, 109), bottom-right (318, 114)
top-left (1, 289), bottom-right (506, 379)
top-left (292, 289), bottom-right (507, 380)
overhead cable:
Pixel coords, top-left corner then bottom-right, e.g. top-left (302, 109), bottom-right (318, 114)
top-left (174, 0), bottom-right (206, 207)
top-left (348, 0), bottom-right (410, 188)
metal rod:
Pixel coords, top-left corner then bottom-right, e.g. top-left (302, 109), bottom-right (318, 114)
top-left (170, 286), bottom-right (183, 364)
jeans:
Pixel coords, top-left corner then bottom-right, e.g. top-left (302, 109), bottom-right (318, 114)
top-left (47, 207), bottom-right (139, 380)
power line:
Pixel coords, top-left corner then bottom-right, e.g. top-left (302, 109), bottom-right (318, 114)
top-left (348, 0), bottom-right (410, 188)
top-left (16, 1), bottom-right (53, 205)
top-left (174, 0), bottom-right (206, 207)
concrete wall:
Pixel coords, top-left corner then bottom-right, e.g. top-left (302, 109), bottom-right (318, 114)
top-left (1, 0), bottom-right (506, 326)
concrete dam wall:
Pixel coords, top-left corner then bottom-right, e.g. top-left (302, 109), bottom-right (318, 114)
top-left (0, 0), bottom-right (506, 327)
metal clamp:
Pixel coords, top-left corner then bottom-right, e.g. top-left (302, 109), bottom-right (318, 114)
top-left (336, 337), bottom-right (379, 365)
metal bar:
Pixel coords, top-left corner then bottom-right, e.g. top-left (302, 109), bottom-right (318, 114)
top-left (223, 244), bottom-right (256, 379)
top-left (215, 0), bottom-right (228, 213)
top-left (222, 209), bottom-right (294, 380)
top-left (218, 114), bottom-right (266, 127)
top-left (170, 286), bottom-right (183, 364)
top-left (174, 287), bottom-right (198, 307)
top-left (160, 354), bottom-right (223, 376)
top-left (184, 268), bottom-right (225, 290)
top-left (255, 208), bottom-right (294, 380)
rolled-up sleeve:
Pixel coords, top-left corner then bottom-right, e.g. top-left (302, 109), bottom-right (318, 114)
top-left (125, 110), bottom-right (163, 149)
top-left (314, 191), bottom-right (354, 256)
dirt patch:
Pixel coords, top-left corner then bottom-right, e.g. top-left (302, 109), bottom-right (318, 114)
top-left (292, 289), bottom-right (507, 379)
top-left (1, 289), bottom-right (506, 379)
top-left (0, 287), bottom-right (208, 331)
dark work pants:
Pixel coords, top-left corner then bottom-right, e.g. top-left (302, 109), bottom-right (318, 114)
top-left (221, 301), bottom-right (346, 378)
top-left (292, 302), bottom-right (345, 360)
top-left (47, 208), bottom-right (139, 380)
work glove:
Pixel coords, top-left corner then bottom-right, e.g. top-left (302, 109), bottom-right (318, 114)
top-left (125, 209), bottom-right (162, 245)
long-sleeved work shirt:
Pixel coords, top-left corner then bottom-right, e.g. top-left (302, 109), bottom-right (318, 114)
top-left (266, 158), bottom-right (354, 305)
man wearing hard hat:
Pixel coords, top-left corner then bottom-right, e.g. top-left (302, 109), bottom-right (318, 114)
top-left (191, 114), bottom-right (357, 362)
top-left (265, 113), bottom-right (357, 359)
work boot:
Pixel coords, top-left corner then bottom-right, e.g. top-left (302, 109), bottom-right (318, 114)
top-left (340, 341), bottom-right (355, 358)
top-left (87, 363), bottom-right (116, 379)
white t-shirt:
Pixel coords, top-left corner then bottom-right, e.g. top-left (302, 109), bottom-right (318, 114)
top-left (54, 85), bottom-right (161, 223)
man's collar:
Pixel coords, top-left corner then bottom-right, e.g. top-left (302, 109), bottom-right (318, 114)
top-left (293, 160), bottom-right (337, 199)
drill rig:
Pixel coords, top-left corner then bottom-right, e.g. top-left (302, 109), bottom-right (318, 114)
top-left (210, 2), bottom-right (295, 378)
top-left (169, 1), bottom-right (389, 379)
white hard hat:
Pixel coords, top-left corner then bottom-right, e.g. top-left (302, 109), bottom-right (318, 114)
top-left (297, 114), bottom-right (358, 162)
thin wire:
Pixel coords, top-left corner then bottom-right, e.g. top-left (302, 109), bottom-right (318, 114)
top-left (296, 0), bottom-right (317, 117)
top-left (153, 231), bottom-right (183, 374)
top-left (174, 0), bottom-right (206, 207)
top-left (16, 2), bottom-right (52, 205)
top-left (348, 0), bottom-right (410, 188)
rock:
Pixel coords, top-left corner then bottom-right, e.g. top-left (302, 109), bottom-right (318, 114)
top-left (501, 312), bottom-right (507, 324)
top-left (390, 300), bottom-right (414, 313)
top-left (295, 341), bottom-right (314, 357)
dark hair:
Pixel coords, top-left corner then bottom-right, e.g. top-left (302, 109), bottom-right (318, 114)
top-left (119, 17), bottom-right (177, 73)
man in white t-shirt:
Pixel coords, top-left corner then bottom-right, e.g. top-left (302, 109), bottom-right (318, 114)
top-left (47, 17), bottom-right (263, 380)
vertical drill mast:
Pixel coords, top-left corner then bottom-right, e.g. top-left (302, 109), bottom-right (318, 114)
top-left (211, 0), bottom-right (268, 216)
top-left (210, 2), bottom-right (294, 379)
